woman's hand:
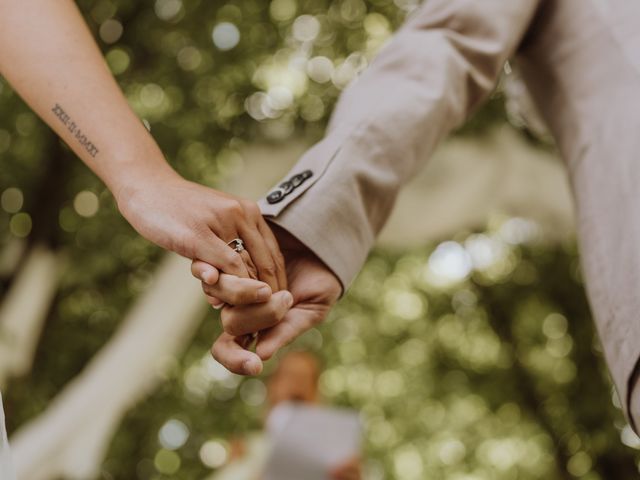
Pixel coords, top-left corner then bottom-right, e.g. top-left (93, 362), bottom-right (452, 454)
top-left (116, 171), bottom-right (286, 292)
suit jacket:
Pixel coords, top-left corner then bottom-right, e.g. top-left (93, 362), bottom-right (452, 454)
top-left (259, 0), bottom-right (640, 428)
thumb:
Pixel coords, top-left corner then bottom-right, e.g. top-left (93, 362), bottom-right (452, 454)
top-left (191, 259), bottom-right (220, 285)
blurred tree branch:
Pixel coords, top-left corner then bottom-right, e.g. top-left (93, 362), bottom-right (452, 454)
top-left (10, 254), bottom-right (205, 480)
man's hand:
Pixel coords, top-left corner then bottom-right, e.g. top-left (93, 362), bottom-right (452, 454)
top-left (117, 172), bottom-right (286, 292)
top-left (191, 224), bottom-right (342, 375)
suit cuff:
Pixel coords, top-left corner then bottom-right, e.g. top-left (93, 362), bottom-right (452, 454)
top-left (258, 130), bottom-right (374, 291)
top-left (262, 208), bottom-right (366, 294)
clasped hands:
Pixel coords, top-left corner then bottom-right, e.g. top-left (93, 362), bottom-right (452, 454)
top-left (116, 173), bottom-right (341, 375)
top-left (191, 221), bottom-right (341, 376)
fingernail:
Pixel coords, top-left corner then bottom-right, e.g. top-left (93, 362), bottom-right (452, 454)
top-left (257, 285), bottom-right (271, 302)
top-left (243, 359), bottom-right (262, 376)
top-left (282, 291), bottom-right (294, 308)
top-left (212, 302), bottom-right (224, 310)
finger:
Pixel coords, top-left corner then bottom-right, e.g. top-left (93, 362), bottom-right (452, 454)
top-left (194, 234), bottom-right (250, 279)
top-left (239, 249), bottom-right (258, 280)
top-left (191, 260), bottom-right (225, 308)
top-left (191, 260), bottom-right (220, 285)
top-left (255, 307), bottom-right (325, 361)
top-left (239, 222), bottom-right (280, 291)
top-left (220, 290), bottom-right (293, 337)
top-left (201, 273), bottom-right (272, 305)
top-left (257, 218), bottom-right (287, 291)
top-left (211, 332), bottom-right (263, 376)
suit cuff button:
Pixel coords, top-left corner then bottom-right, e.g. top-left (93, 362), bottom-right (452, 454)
top-left (290, 170), bottom-right (314, 187)
top-left (266, 188), bottom-right (285, 204)
top-left (279, 180), bottom-right (294, 195)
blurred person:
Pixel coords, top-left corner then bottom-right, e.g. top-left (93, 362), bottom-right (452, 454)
top-left (194, 0), bottom-right (640, 440)
top-left (207, 351), bottom-right (361, 480)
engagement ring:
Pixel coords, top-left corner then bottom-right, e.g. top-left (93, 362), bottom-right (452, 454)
top-left (227, 238), bottom-right (245, 253)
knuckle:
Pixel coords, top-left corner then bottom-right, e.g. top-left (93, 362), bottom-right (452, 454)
top-left (242, 200), bottom-right (261, 217)
top-left (224, 199), bottom-right (244, 217)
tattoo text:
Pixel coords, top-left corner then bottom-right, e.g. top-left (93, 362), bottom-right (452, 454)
top-left (51, 103), bottom-right (99, 158)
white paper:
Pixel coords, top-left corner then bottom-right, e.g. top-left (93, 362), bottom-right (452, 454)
top-left (263, 403), bottom-right (362, 480)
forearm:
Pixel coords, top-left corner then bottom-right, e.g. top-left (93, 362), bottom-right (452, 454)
top-left (0, 1), bottom-right (290, 289)
top-left (261, 0), bottom-right (541, 289)
top-left (0, 0), bottom-right (177, 202)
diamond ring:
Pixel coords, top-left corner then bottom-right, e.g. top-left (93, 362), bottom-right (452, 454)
top-left (227, 238), bottom-right (245, 253)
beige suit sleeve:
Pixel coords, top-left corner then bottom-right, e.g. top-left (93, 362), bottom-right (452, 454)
top-left (259, 0), bottom-right (541, 289)
top-left (517, 0), bottom-right (640, 431)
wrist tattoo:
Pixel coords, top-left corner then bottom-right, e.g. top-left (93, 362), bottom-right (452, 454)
top-left (51, 103), bottom-right (99, 158)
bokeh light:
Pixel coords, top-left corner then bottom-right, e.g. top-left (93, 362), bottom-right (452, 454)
top-left (199, 440), bottom-right (228, 468)
top-left (73, 190), bottom-right (99, 218)
top-left (1, 187), bottom-right (23, 213)
top-left (158, 419), bottom-right (190, 450)
top-left (212, 22), bottom-right (240, 51)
